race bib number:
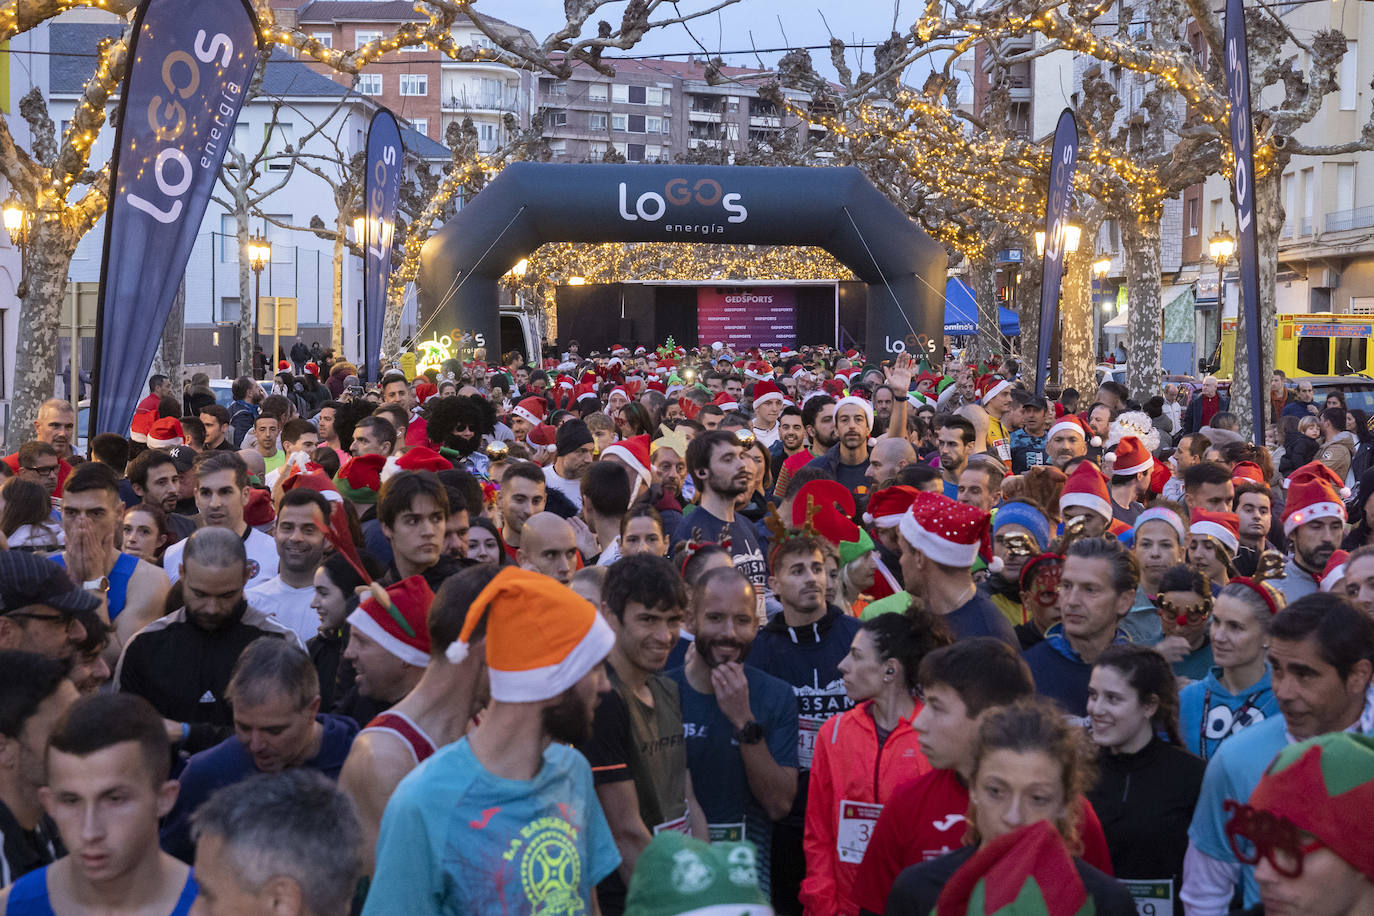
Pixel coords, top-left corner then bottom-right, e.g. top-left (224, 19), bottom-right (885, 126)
top-left (654, 814), bottom-right (689, 835)
top-left (798, 716), bottom-right (824, 770)
top-left (994, 439), bottom-right (1011, 464)
top-left (836, 800), bottom-right (882, 864)
top-left (708, 822), bottom-right (746, 843)
top-left (1121, 879), bottom-right (1173, 916)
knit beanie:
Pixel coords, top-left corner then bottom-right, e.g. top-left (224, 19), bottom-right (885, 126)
top-left (624, 832), bottom-right (771, 916)
top-left (992, 502), bottom-right (1052, 553)
top-left (556, 419), bottom-right (595, 457)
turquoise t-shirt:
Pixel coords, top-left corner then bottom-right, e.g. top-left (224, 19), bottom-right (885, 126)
top-left (364, 737), bottom-right (620, 915)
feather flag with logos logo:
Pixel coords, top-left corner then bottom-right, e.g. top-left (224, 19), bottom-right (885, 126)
top-left (1035, 110), bottom-right (1079, 397)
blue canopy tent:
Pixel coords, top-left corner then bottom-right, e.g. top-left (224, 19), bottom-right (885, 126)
top-left (944, 277), bottom-right (1019, 336)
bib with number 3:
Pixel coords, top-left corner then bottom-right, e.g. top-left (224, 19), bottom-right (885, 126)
top-left (836, 800), bottom-right (883, 864)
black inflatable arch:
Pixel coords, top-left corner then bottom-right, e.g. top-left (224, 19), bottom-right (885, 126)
top-left (418, 163), bottom-right (946, 360)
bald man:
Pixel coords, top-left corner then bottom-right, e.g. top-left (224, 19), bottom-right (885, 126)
top-left (236, 448), bottom-right (267, 483)
top-left (516, 512), bottom-right (579, 584)
top-left (866, 438), bottom-right (916, 490)
top-left (4, 399), bottom-right (79, 492)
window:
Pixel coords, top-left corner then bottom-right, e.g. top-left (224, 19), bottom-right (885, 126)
top-left (358, 73), bottom-right (382, 96)
top-left (481, 123), bottom-right (496, 141)
top-left (590, 141), bottom-right (607, 159)
top-left (231, 122), bottom-right (249, 152)
top-left (612, 84), bottom-right (628, 103)
top-left (628, 85), bottom-right (646, 104)
top-left (613, 141), bottom-right (627, 156)
top-left (589, 113), bottom-right (608, 131)
top-left (661, 89), bottom-right (671, 106)
top-left (312, 32), bottom-right (333, 49)
top-left (646, 144), bottom-right (662, 161)
top-left (728, 96), bottom-right (740, 112)
top-left (1296, 336), bottom-right (1330, 375)
top-left (399, 74), bottom-right (428, 96)
top-left (265, 122), bottom-right (294, 171)
top-left (549, 139), bottom-right (567, 154)
top-left (628, 114), bottom-right (646, 133)
top-left (410, 118), bottom-right (428, 137)
top-left (220, 215), bottom-right (238, 261)
top-left (612, 113), bottom-right (627, 131)
top-left (646, 116), bottom-right (661, 133)
top-left (660, 117), bottom-right (671, 135)
top-left (647, 87), bottom-right (662, 106)
top-left (627, 143), bottom-right (646, 161)
top-left (219, 297), bottom-right (241, 322)
top-left (1337, 163), bottom-right (1356, 214)
top-left (548, 109), bottom-right (568, 127)
top-left (726, 122), bottom-right (739, 140)
top-left (589, 83), bottom-right (608, 102)
top-left (355, 30), bottom-right (381, 49)
top-left (1185, 197), bottom-right (1200, 236)
top-left (1342, 43), bottom-right (1358, 110)
top-left (1302, 167), bottom-right (1316, 232)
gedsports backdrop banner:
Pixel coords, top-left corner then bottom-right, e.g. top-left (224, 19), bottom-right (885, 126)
top-left (1225, 0), bottom-right (1265, 444)
top-left (92, 0), bottom-right (260, 435)
top-left (1035, 109), bottom-right (1079, 397)
top-left (697, 287), bottom-right (798, 350)
top-left (363, 109), bottom-right (404, 383)
top-left (417, 164), bottom-right (947, 362)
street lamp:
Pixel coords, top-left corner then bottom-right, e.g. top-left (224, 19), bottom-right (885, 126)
top-left (353, 215), bottom-right (366, 244)
top-left (3, 194), bottom-right (28, 298)
top-left (248, 234), bottom-right (271, 377)
top-left (1034, 223), bottom-right (1081, 257)
top-left (1092, 255), bottom-right (1112, 279)
top-left (1208, 227), bottom-right (1235, 372)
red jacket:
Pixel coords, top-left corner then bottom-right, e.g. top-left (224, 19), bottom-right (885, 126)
top-left (800, 701), bottom-right (931, 916)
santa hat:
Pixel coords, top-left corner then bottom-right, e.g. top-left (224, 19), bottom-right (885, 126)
top-left (574, 383), bottom-right (600, 406)
top-left (712, 391), bottom-right (740, 412)
top-left (303, 362), bottom-right (319, 377)
top-left (1320, 549), bottom-right (1350, 593)
top-left (1189, 508), bottom-right (1240, 555)
top-left (443, 567), bottom-right (614, 701)
top-left (1059, 461), bottom-right (1112, 523)
top-left (835, 395), bottom-right (874, 429)
top-left (395, 445), bottom-right (453, 475)
top-left (791, 480), bottom-right (856, 529)
top-left (602, 434), bottom-right (652, 490)
top-left (527, 424), bottom-right (558, 458)
top-left (899, 490), bottom-right (999, 572)
top-left (935, 821), bottom-right (1091, 916)
top-left (612, 345), bottom-right (630, 356)
top-left (334, 454), bottom-right (386, 505)
top-left (1149, 456), bottom-right (1172, 496)
top-left (634, 346), bottom-right (647, 356)
top-left (130, 411), bottom-right (154, 444)
top-left (646, 379), bottom-right (666, 394)
top-left (280, 465), bottom-right (342, 503)
top-left (1239, 733), bottom-right (1374, 882)
top-left (278, 360), bottom-right (290, 371)
top-left (1282, 462), bottom-right (1348, 536)
top-left (1284, 460), bottom-right (1352, 498)
top-left (146, 417), bottom-right (185, 449)
top-left (1232, 461), bottom-right (1266, 486)
top-left (863, 485), bottom-right (920, 528)
top-left (1107, 435), bottom-right (1152, 477)
top-left (414, 381), bottom-right (437, 405)
top-left (1047, 414), bottom-right (1100, 449)
top-left (790, 364), bottom-right (807, 379)
top-left (607, 385), bottom-right (630, 404)
top-left (511, 396), bottom-right (545, 428)
top-left (347, 576), bottom-right (434, 667)
top-left (752, 380), bottom-right (783, 408)
top-left (822, 379), bottom-right (847, 398)
top-left (975, 374), bottom-right (1011, 406)
top-left (244, 487), bottom-right (275, 529)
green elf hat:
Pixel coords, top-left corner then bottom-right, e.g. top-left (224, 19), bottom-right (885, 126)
top-left (1239, 732), bottom-right (1374, 881)
top-left (936, 376), bottom-right (957, 395)
top-left (334, 454), bottom-right (386, 505)
top-left (624, 832), bottom-right (772, 916)
top-left (935, 820), bottom-right (1093, 916)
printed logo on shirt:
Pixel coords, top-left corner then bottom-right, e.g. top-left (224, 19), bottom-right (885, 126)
top-left (198, 690), bottom-right (216, 704)
top-left (504, 817), bottom-right (585, 915)
top-left (247, 559), bottom-right (260, 580)
top-left (932, 814), bottom-right (965, 832)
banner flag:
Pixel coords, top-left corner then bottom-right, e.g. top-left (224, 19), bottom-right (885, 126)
top-left (1035, 109), bottom-right (1079, 397)
top-left (363, 108), bottom-right (403, 382)
top-left (92, 0), bottom-right (259, 435)
top-left (1225, 0), bottom-right (1265, 444)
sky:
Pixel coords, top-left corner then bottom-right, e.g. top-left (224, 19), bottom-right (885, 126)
top-left (484, 0), bottom-right (917, 83)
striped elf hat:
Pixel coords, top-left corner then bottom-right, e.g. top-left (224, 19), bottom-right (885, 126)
top-left (334, 454), bottom-right (386, 505)
top-left (936, 820), bottom-right (1093, 916)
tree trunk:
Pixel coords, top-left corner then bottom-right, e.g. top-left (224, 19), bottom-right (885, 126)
top-left (1017, 258), bottom-right (1044, 385)
top-left (1122, 214), bottom-right (1164, 403)
top-left (965, 256), bottom-right (1002, 366)
top-left (150, 278), bottom-right (185, 387)
top-left (7, 217), bottom-right (77, 452)
top-left (381, 276), bottom-right (406, 367)
top-left (1231, 169), bottom-right (1280, 444)
top-left (236, 208), bottom-right (254, 378)
top-left (331, 225), bottom-right (345, 355)
top-left (1060, 247), bottom-right (1096, 394)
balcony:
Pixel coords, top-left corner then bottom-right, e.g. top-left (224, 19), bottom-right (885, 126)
top-left (1006, 73), bottom-right (1030, 101)
top-left (748, 114), bottom-right (782, 128)
top-left (688, 137), bottom-right (722, 149)
top-left (1301, 218), bottom-right (1314, 236)
top-left (443, 89), bottom-right (520, 114)
top-left (1325, 206), bottom-right (1374, 233)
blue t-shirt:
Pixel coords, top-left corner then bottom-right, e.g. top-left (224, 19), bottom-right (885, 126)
top-left (5, 867), bottom-right (198, 915)
top-left (945, 593), bottom-right (1019, 648)
top-left (1178, 666), bottom-right (1277, 760)
top-left (1187, 715), bottom-right (1289, 908)
top-left (364, 737), bottom-right (619, 915)
top-left (665, 664), bottom-right (799, 893)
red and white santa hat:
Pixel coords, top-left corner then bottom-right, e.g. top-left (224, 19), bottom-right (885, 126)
top-left (527, 423), bottom-right (558, 458)
top-left (790, 364), bottom-right (808, 379)
top-left (835, 395), bottom-right (874, 429)
top-left (863, 485), bottom-right (920, 528)
top-left (1320, 550), bottom-right (1350, 593)
top-left (752, 380), bottom-right (783, 408)
top-left (346, 576), bottom-right (434, 667)
top-left (1189, 508), bottom-right (1240, 555)
top-left (899, 490), bottom-right (999, 572)
top-left (1048, 414), bottom-right (1101, 449)
top-left (129, 411), bottom-right (154, 444)
top-left (556, 375), bottom-right (574, 391)
top-left (1284, 460), bottom-right (1352, 498)
top-left (574, 383), bottom-right (600, 405)
top-left (712, 391), bottom-right (740, 412)
top-left (976, 374), bottom-right (1012, 406)
top-left (1282, 461), bottom-right (1349, 536)
top-left (511, 396), bottom-right (545, 428)
top-left (1107, 435), bottom-right (1152, 477)
top-left (147, 417), bottom-right (185, 449)
top-left (1232, 461), bottom-right (1266, 486)
top-left (1059, 461), bottom-right (1112, 523)
top-left (601, 434), bottom-right (652, 490)
top-left (611, 345), bottom-right (630, 357)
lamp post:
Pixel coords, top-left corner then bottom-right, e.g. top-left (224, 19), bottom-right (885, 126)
top-left (3, 194), bottom-right (28, 298)
top-left (1208, 227), bottom-right (1235, 374)
top-left (248, 234), bottom-right (271, 378)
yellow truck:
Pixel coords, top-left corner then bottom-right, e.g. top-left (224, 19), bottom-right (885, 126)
top-left (1219, 313), bottom-right (1374, 379)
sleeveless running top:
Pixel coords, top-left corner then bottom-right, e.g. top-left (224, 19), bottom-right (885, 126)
top-left (362, 710), bottom-right (438, 765)
top-left (51, 552), bottom-right (138, 621)
top-left (4, 866), bottom-right (198, 915)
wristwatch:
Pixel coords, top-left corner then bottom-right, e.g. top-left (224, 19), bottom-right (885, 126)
top-left (734, 721), bottom-right (766, 745)
top-left (82, 576), bottom-right (110, 595)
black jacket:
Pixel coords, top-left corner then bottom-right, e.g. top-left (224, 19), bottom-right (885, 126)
top-left (0, 801), bottom-right (62, 887)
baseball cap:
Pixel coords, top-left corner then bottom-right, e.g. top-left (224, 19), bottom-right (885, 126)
top-left (0, 553), bottom-right (102, 617)
top-left (163, 444), bottom-right (197, 474)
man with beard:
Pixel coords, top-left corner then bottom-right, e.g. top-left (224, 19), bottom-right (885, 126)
top-left (365, 568), bottom-right (620, 914)
top-left (805, 397), bottom-right (872, 499)
top-left (245, 489), bottom-right (331, 645)
top-left (935, 416), bottom-right (975, 499)
top-left (161, 452), bottom-right (278, 588)
top-left (672, 431), bottom-right (769, 608)
top-left (649, 428), bottom-right (688, 534)
top-left (770, 406), bottom-right (808, 469)
top-left (1274, 464), bottom-right (1347, 602)
top-left (667, 567), bottom-right (798, 897)
top-left (341, 566), bottom-right (499, 877)
top-left (424, 393), bottom-right (497, 478)
top-left (801, 395), bottom-right (837, 460)
top-left (544, 419), bottom-right (596, 512)
top-left (865, 437), bottom-right (916, 491)
top-left (115, 527), bottom-right (300, 755)
top-left (1045, 414), bottom-right (1093, 471)
top-left (127, 449), bottom-right (199, 542)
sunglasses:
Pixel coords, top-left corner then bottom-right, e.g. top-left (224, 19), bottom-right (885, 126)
top-left (1224, 801), bottom-right (1324, 879)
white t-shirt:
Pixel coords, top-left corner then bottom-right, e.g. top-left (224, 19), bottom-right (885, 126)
top-left (543, 464), bottom-right (583, 510)
top-left (163, 526), bottom-right (279, 588)
top-left (751, 422), bottom-right (780, 449)
top-left (245, 575), bottom-right (319, 645)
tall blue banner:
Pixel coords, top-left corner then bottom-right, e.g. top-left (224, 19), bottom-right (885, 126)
top-left (1035, 109), bottom-right (1079, 397)
top-left (1225, 0), bottom-right (1265, 444)
top-left (91, 0), bottom-right (260, 435)
top-left (363, 109), bottom-right (403, 383)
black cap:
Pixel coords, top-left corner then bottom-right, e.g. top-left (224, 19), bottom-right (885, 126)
top-left (163, 445), bottom-right (196, 473)
top-left (0, 553), bottom-right (101, 616)
top-left (556, 420), bottom-right (595, 457)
